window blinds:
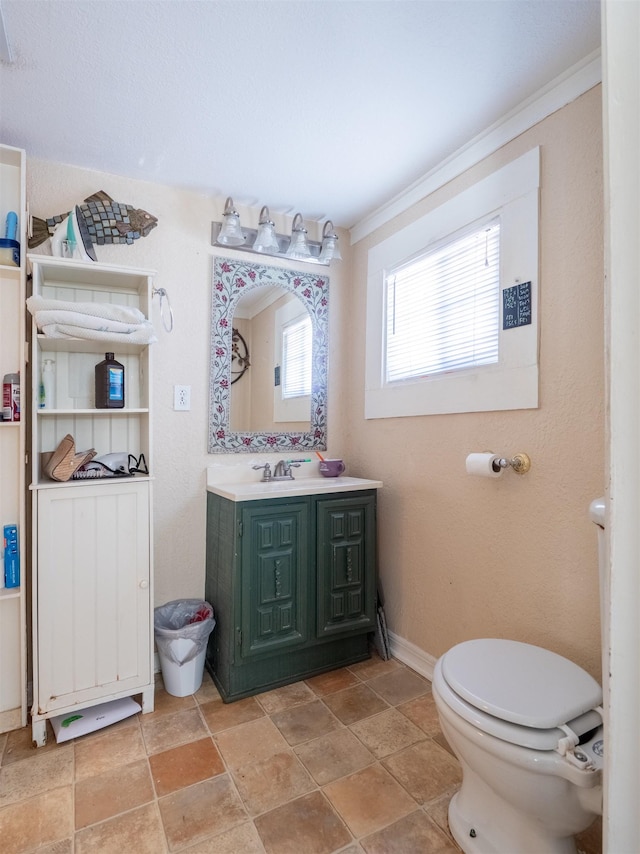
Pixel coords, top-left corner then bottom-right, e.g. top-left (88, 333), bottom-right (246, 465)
top-left (386, 221), bottom-right (500, 383)
top-left (282, 315), bottom-right (312, 398)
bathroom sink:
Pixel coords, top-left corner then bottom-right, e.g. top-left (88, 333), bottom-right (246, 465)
top-left (206, 475), bottom-right (382, 502)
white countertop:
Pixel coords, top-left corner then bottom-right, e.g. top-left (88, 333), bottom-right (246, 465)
top-left (206, 475), bottom-right (383, 502)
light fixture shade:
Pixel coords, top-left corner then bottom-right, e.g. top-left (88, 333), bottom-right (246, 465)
top-left (287, 212), bottom-right (311, 259)
top-left (216, 197), bottom-right (246, 246)
top-left (318, 221), bottom-right (341, 263)
top-left (252, 206), bottom-right (281, 254)
top-left (319, 236), bottom-right (341, 263)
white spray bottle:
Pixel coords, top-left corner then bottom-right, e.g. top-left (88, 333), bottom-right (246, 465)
top-left (40, 359), bottom-right (56, 409)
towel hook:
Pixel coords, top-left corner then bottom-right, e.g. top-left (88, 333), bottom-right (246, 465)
top-left (152, 287), bottom-right (174, 333)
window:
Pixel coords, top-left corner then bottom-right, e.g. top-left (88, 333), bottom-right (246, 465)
top-left (274, 299), bottom-right (312, 423)
top-left (282, 315), bottom-right (312, 398)
top-left (386, 220), bottom-right (500, 383)
top-left (365, 147), bottom-right (539, 418)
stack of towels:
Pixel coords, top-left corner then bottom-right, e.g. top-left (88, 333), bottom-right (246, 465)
top-left (26, 295), bottom-right (157, 345)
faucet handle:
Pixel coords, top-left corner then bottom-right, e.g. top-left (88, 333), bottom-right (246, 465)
top-left (252, 462), bottom-right (272, 481)
top-left (287, 458), bottom-right (311, 468)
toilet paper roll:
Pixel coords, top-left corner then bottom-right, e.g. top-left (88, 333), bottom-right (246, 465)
top-left (465, 453), bottom-right (503, 478)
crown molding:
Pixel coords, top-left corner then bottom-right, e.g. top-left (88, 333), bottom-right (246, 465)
top-left (351, 50), bottom-right (602, 245)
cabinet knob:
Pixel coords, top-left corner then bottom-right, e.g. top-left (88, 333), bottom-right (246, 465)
top-left (139, 580), bottom-right (149, 589)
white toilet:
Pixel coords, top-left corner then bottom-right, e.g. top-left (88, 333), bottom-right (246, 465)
top-left (432, 498), bottom-right (606, 854)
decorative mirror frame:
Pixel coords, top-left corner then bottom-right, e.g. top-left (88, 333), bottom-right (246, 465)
top-left (209, 256), bottom-right (329, 453)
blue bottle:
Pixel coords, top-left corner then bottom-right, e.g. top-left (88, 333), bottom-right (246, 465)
top-left (5, 211), bottom-right (18, 241)
top-left (3, 524), bottom-right (20, 588)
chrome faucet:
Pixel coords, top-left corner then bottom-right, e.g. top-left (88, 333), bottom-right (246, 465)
top-left (253, 459), bottom-right (310, 482)
top-left (273, 459), bottom-right (311, 480)
top-left (273, 459), bottom-right (291, 479)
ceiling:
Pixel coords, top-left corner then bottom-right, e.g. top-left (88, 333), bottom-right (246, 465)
top-left (0, 0), bottom-right (601, 229)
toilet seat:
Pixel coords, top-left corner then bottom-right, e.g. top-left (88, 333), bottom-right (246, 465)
top-left (436, 639), bottom-right (603, 751)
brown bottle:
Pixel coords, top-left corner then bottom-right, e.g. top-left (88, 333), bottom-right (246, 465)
top-left (95, 353), bottom-right (125, 409)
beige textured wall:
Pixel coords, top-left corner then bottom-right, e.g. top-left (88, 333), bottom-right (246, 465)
top-left (345, 86), bottom-right (604, 679)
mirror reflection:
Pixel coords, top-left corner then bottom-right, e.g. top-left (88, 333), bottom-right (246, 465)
top-left (230, 287), bottom-right (313, 433)
top-left (209, 257), bottom-right (329, 453)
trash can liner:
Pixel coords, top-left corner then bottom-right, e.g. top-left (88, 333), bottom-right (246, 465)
top-left (154, 599), bottom-right (215, 666)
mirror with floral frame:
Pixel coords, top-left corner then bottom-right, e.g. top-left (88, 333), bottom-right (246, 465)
top-left (209, 256), bottom-right (329, 453)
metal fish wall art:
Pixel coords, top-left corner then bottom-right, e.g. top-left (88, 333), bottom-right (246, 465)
top-left (29, 191), bottom-right (158, 261)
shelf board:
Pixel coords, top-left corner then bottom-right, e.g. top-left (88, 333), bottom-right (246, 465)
top-left (36, 335), bottom-right (150, 356)
top-left (0, 587), bottom-right (21, 601)
top-left (27, 254), bottom-right (156, 288)
top-left (0, 420), bottom-right (22, 428)
top-left (37, 408), bottom-right (149, 416)
top-left (32, 474), bottom-right (152, 490)
top-left (0, 263), bottom-right (20, 275)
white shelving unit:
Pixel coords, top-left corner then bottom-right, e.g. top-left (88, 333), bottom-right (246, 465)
top-left (0, 143), bottom-right (27, 735)
top-left (28, 255), bottom-right (156, 746)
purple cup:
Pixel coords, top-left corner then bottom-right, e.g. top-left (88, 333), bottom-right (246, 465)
top-left (319, 459), bottom-right (345, 477)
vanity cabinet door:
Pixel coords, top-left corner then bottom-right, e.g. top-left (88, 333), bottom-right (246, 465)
top-left (315, 493), bottom-right (376, 637)
top-left (240, 501), bottom-right (308, 658)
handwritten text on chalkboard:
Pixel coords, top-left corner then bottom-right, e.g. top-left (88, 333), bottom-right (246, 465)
top-left (503, 281), bottom-right (532, 330)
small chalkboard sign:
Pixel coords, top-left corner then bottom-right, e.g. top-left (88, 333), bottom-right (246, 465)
top-left (503, 281), bottom-right (532, 330)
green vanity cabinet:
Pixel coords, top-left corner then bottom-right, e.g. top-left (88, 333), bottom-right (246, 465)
top-left (205, 488), bottom-right (377, 701)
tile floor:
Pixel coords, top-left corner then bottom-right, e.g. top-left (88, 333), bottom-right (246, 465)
top-left (0, 653), bottom-right (602, 854)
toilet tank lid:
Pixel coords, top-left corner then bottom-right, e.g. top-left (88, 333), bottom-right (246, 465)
top-left (441, 639), bottom-right (603, 729)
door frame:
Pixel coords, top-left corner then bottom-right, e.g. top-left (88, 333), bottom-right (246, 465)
top-left (601, 1), bottom-right (640, 850)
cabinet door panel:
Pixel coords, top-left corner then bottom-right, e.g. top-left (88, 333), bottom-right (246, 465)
top-left (36, 482), bottom-right (150, 713)
top-left (317, 495), bottom-right (376, 637)
top-left (241, 503), bottom-right (308, 657)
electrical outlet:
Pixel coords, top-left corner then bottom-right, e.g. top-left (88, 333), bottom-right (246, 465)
top-left (174, 385), bottom-right (191, 411)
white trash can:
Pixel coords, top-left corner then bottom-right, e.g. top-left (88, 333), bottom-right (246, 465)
top-left (154, 600), bottom-right (215, 697)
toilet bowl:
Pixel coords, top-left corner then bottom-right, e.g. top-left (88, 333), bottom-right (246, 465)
top-left (432, 638), bottom-right (603, 854)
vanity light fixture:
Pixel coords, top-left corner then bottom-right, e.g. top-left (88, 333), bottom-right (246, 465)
top-left (252, 206), bottom-right (281, 255)
top-left (286, 212), bottom-right (312, 260)
top-left (318, 220), bottom-right (342, 263)
top-left (211, 201), bottom-right (341, 265)
top-left (216, 197), bottom-right (246, 246)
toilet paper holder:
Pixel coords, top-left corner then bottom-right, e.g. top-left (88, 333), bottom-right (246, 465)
top-left (493, 453), bottom-right (531, 474)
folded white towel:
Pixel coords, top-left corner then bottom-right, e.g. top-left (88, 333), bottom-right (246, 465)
top-left (27, 295), bottom-right (147, 325)
top-left (40, 322), bottom-right (157, 344)
top-left (34, 309), bottom-right (147, 335)
top-left (26, 294), bottom-right (157, 344)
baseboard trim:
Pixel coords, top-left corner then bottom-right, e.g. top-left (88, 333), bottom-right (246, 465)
top-left (159, 639), bottom-right (436, 683)
top-left (387, 630), bottom-right (437, 682)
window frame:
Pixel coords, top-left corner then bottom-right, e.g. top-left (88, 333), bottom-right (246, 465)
top-left (365, 147), bottom-right (540, 418)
